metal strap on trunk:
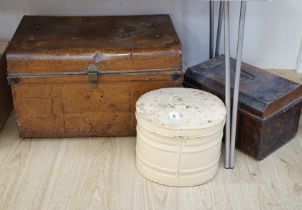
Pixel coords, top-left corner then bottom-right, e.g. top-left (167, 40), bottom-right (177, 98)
top-left (7, 67), bottom-right (181, 86)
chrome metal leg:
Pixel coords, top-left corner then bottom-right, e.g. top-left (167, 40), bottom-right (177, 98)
top-left (224, 1), bottom-right (231, 169)
top-left (215, 1), bottom-right (224, 57)
top-left (209, 0), bottom-right (215, 59)
top-left (230, 1), bottom-right (247, 169)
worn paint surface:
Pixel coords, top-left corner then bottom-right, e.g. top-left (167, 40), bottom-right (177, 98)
top-left (136, 88), bottom-right (226, 133)
top-left (135, 88), bottom-right (226, 186)
top-left (6, 15), bottom-right (181, 73)
top-left (6, 15), bottom-right (183, 138)
top-left (184, 56), bottom-right (302, 160)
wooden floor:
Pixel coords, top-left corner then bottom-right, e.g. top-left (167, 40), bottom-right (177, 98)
top-left (1, 41), bottom-right (302, 209)
top-left (0, 113), bottom-right (301, 210)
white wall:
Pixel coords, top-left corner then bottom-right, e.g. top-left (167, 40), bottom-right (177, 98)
top-left (0, 0), bottom-right (301, 70)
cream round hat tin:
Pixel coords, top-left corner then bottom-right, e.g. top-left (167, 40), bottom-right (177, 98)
top-left (135, 88), bottom-right (226, 186)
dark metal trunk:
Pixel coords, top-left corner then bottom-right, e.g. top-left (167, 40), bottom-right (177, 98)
top-left (183, 56), bottom-right (302, 160)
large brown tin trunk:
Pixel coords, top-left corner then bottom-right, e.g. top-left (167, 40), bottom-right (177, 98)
top-left (183, 56), bottom-right (302, 160)
top-left (0, 52), bottom-right (13, 132)
top-left (6, 15), bottom-right (183, 138)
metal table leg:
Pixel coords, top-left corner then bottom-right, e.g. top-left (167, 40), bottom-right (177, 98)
top-left (230, 1), bottom-right (247, 168)
top-left (224, 1), bottom-right (231, 169)
top-left (209, 0), bottom-right (215, 59)
top-left (215, 1), bottom-right (224, 57)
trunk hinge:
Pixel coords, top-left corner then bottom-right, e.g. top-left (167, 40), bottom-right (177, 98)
top-left (7, 76), bottom-right (21, 85)
top-left (85, 64), bottom-right (101, 88)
